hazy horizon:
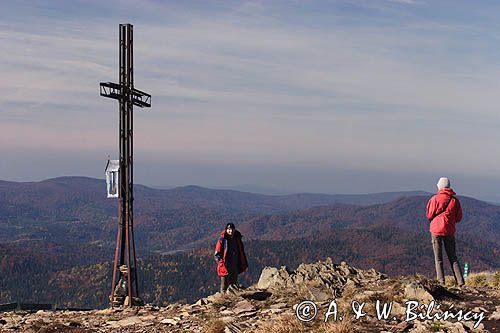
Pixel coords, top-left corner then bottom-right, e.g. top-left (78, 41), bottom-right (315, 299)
top-left (5, 169), bottom-right (500, 204)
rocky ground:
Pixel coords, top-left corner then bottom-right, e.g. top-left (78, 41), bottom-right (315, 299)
top-left (1, 258), bottom-right (499, 332)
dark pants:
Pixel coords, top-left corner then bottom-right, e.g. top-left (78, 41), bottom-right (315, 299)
top-left (220, 270), bottom-right (238, 292)
top-left (431, 234), bottom-right (464, 285)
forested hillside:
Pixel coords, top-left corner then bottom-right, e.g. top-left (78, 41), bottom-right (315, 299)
top-left (1, 226), bottom-right (497, 308)
top-left (0, 177), bottom-right (498, 308)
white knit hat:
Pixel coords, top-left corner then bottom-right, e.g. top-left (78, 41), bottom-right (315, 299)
top-left (437, 177), bottom-right (450, 189)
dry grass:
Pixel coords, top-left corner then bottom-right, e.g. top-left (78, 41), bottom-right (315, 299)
top-left (209, 292), bottom-right (240, 309)
top-left (271, 283), bottom-right (322, 310)
top-left (335, 284), bottom-right (357, 315)
top-left (339, 283), bottom-right (358, 300)
top-left (254, 313), bottom-right (311, 333)
top-left (444, 276), bottom-right (456, 287)
top-left (466, 273), bottom-right (489, 287)
top-left (203, 319), bottom-right (226, 333)
top-left (254, 312), bottom-right (355, 333)
top-left (492, 272), bottom-right (500, 288)
top-left (316, 317), bottom-right (355, 333)
top-left (464, 271), bottom-right (500, 288)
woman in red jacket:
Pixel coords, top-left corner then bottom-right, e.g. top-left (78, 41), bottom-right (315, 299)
top-left (426, 177), bottom-right (464, 286)
top-left (214, 223), bottom-right (248, 292)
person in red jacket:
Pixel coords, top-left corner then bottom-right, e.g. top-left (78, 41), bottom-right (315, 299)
top-left (426, 177), bottom-right (464, 286)
top-left (214, 223), bottom-right (248, 292)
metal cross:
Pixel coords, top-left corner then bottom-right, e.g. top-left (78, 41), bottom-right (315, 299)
top-left (100, 23), bottom-right (151, 307)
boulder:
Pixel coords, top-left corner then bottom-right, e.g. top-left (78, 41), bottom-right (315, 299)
top-left (256, 267), bottom-right (291, 289)
top-left (404, 282), bottom-right (434, 303)
top-left (233, 300), bottom-right (256, 314)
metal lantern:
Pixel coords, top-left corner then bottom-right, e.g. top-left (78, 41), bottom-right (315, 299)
top-left (105, 159), bottom-right (120, 198)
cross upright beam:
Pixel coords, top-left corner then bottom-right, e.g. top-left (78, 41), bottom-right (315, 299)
top-left (100, 23), bottom-right (151, 307)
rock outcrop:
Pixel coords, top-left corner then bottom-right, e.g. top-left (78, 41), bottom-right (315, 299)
top-left (257, 258), bottom-right (386, 300)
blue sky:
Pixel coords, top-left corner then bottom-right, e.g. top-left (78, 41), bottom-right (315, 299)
top-left (1, 0), bottom-right (500, 198)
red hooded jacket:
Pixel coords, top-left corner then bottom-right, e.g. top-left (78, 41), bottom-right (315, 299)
top-left (214, 229), bottom-right (248, 277)
top-left (426, 188), bottom-right (462, 236)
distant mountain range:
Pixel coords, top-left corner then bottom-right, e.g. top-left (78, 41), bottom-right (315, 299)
top-left (0, 176), bottom-right (431, 250)
top-left (0, 176), bottom-right (431, 213)
top-left (0, 176), bottom-right (498, 307)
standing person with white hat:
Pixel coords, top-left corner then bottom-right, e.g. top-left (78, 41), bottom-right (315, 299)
top-left (426, 177), bottom-right (465, 286)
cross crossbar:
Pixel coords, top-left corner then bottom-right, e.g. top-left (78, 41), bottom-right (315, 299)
top-left (100, 82), bottom-right (151, 108)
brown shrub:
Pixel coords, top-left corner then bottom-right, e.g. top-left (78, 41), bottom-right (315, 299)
top-left (203, 319), bottom-right (226, 333)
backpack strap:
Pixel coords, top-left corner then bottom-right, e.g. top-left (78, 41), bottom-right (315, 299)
top-left (429, 195), bottom-right (454, 222)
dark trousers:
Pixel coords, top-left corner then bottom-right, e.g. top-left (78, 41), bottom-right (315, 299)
top-left (220, 270), bottom-right (238, 292)
top-left (431, 234), bottom-right (464, 285)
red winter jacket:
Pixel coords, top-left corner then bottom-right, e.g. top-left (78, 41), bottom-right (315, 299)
top-left (214, 230), bottom-right (248, 277)
top-left (426, 188), bottom-right (462, 236)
